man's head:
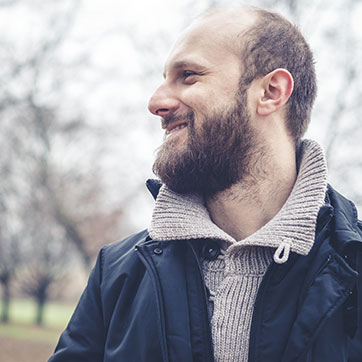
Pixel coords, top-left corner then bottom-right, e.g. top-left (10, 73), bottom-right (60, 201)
top-left (148, 6), bottom-right (316, 195)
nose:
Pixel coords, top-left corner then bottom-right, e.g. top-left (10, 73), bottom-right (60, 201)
top-left (148, 83), bottom-right (180, 117)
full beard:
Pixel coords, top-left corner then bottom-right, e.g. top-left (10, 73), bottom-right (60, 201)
top-left (153, 93), bottom-right (265, 196)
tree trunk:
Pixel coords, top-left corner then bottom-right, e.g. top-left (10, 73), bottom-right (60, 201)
top-left (35, 296), bottom-right (46, 326)
top-left (1, 278), bottom-right (10, 323)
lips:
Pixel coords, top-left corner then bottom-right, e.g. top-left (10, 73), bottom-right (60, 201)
top-left (165, 120), bottom-right (188, 135)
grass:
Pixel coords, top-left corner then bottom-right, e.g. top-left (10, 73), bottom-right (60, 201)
top-left (0, 298), bottom-right (76, 344)
top-left (0, 298), bottom-right (75, 328)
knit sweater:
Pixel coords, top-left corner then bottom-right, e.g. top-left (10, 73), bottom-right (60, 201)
top-left (149, 139), bottom-right (328, 362)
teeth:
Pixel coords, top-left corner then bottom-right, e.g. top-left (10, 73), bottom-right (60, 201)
top-left (173, 124), bottom-right (186, 131)
top-left (166, 123), bottom-right (187, 135)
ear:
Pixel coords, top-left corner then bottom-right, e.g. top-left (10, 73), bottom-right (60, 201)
top-left (257, 68), bottom-right (294, 117)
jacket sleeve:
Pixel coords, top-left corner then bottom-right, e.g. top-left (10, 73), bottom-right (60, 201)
top-left (348, 243), bottom-right (362, 362)
top-left (48, 249), bottom-right (105, 362)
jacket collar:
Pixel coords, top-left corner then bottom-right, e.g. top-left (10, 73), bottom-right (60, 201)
top-left (146, 179), bottom-right (162, 200)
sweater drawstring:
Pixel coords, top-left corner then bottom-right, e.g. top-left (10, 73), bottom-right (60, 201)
top-left (273, 242), bottom-right (291, 264)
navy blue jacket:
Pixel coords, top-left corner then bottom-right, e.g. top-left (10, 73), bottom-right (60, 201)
top-left (49, 185), bottom-right (362, 361)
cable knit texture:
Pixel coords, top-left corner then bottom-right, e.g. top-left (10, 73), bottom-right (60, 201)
top-left (149, 139), bottom-right (328, 362)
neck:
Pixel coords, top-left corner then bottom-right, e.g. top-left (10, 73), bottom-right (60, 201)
top-left (206, 142), bottom-right (297, 241)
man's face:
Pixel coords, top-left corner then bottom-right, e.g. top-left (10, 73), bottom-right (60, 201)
top-left (148, 15), bottom-right (263, 195)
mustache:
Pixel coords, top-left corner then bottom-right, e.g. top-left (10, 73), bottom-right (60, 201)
top-left (161, 111), bottom-right (195, 129)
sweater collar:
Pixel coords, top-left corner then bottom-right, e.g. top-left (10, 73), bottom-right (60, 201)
top-left (148, 139), bottom-right (328, 263)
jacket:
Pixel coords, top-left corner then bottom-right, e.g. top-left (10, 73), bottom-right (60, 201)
top-left (49, 184), bottom-right (362, 362)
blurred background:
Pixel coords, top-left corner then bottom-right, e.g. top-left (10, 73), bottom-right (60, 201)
top-left (0, 0), bottom-right (361, 361)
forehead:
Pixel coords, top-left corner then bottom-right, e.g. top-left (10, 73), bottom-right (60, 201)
top-left (164, 10), bottom-right (256, 74)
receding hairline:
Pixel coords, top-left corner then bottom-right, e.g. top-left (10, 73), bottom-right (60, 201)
top-left (193, 6), bottom-right (300, 74)
top-left (191, 6), bottom-right (264, 57)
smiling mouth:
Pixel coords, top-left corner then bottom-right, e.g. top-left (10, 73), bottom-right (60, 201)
top-left (165, 121), bottom-right (188, 135)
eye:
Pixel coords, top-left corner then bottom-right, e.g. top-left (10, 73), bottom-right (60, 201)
top-left (182, 70), bottom-right (199, 84)
top-left (183, 70), bottom-right (197, 77)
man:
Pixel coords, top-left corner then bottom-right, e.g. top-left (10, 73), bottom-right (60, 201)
top-left (49, 6), bottom-right (362, 362)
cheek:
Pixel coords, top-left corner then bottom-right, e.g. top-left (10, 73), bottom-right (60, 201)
top-left (181, 88), bottom-right (218, 118)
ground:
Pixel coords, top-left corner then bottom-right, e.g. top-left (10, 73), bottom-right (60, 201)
top-left (0, 298), bottom-right (74, 362)
top-left (0, 334), bottom-right (56, 362)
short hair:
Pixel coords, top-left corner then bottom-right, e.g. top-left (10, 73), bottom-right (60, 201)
top-left (240, 8), bottom-right (317, 143)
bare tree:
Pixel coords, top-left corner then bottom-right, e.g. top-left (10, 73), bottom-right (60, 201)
top-left (0, 103), bottom-right (30, 322)
top-left (20, 198), bottom-right (74, 326)
top-left (0, 1), bottom-right (130, 320)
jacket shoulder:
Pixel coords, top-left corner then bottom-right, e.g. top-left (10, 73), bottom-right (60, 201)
top-left (100, 229), bottom-right (150, 265)
top-left (93, 229), bottom-right (151, 296)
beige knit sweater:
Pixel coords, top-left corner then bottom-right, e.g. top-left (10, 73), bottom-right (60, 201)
top-left (149, 139), bottom-right (328, 362)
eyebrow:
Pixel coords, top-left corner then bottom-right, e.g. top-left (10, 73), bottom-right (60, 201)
top-left (163, 60), bottom-right (207, 79)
